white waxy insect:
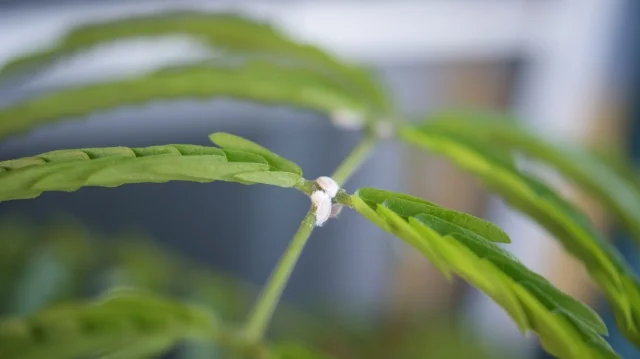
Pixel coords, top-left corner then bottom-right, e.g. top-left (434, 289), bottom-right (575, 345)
top-left (310, 190), bottom-right (332, 227)
top-left (315, 176), bottom-right (340, 199)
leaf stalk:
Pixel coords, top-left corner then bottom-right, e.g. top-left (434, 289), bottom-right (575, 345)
top-left (242, 134), bottom-right (378, 342)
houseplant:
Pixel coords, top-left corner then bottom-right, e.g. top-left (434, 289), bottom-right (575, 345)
top-left (0, 11), bottom-right (639, 359)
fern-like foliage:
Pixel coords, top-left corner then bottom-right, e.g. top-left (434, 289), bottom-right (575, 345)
top-left (0, 12), bottom-right (389, 112)
top-left (422, 112), bottom-right (640, 246)
top-left (351, 188), bottom-right (616, 359)
top-left (0, 217), bottom-right (338, 359)
top-left (589, 148), bottom-right (640, 195)
top-left (0, 11), bottom-right (395, 140)
top-left (399, 124), bottom-right (640, 347)
top-left (0, 219), bottom-right (39, 312)
top-left (8, 222), bottom-right (94, 316)
top-left (0, 289), bottom-right (219, 359)
top-left (0, 132), bottom-right (303, 202)
top-left (2, 9), bottom-right (638, 358)
top-left (0, 60), bottom-right (367, 139)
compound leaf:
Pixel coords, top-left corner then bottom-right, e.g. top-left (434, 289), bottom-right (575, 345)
top-left (209, 132), bottom-right (302, 175)
top-left (398, 124), bottom-right (640, 347)
top-left (0, 289), bottom-right (218, 359)
top-left (0, 11), bottom-right (390, 113)
top-left (0, 60), bottom-right (367, 140)
top-left (422, 112), bottom-right (640, 247)
top-left (0, 132), bottom-right (303, 202)
top-left (352, 188), bottom-right (617, 359)
top-left (233, 171), bottom-right (302, 188)
top-left (357, 188), bottom-right (510, 243)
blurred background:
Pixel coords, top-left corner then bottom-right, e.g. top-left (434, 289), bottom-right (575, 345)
top-left (1, 0), bottom-right (639, 358)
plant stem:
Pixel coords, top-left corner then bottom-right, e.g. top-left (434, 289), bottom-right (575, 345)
top-left (331, 134), bottom-right (377, 186)
top-left (243, 208), bottom-right (316, 342)
top-left (242, 134), bottom-right (377, 342)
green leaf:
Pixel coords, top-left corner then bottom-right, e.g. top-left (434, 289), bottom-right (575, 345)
top-left (179, 341), bottom-right (221, 359)
top-left (102, 235), bottom-right (182, 293)
top-left (0, 219), bottom-right (37, 312)
top-left (234, 172), bottom-right (302, 188)
top-left (0, 133), bottom-right (303, 202)
top-left (0, 60), bottom-right (367, 140)
top-left (0, 288), bottom-right (218, 359)
top-left (270, 342), bottom-right (334, 359)
top-left (377, 203), bottom-right (453, 279)
top-left (356, 188), bottom-right (510, 243)
top-left (3, 217), bottom-right (95, 316)
top-left (0, 216), bottom-right (97, 316)
top-left (0, 11), bottom-right (390, 113)
top-left (93, 336), bottom-right (176, 359)
top-left (8, 245), bottom-right (70, 316)
top-left (398, 124), bottom-right (640, 347)
top-left (489, 257), bottom-right (607, 335)
top-left (222, 149), bottom-right (269, 166)
top-left (422, 112), bottom-right (640, 247)
top-left (352, 189), bottom-right (618, 359)
top-left (589, 147), bottom-right (640, 195)
top-left (209, 132), bottom-right (302, 175)
top-left (354, 187), bottom-right (441, 208)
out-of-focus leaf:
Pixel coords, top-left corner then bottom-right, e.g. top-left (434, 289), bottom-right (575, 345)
top-left (184, 270), bottom-right (253, 324)
top-left (101, 235), bottom-right (182, 293)
top-left (0, 133), bottom-right (303, 202)
top-left (588, 147), bottom-right (640, 194)
top-left (352, 188), bottom-right (618, 359)
top-left (398, 124), bottom-right (640, 347)
top-left (270, 342), bottom-right (334, 359)
top-left (422, 112), bottom-right (640, 246)
top-left (0, 218), bottom-right (34, 313)
top-left (0, 288), bottom-right (218, 359)
top-left (179, 340), bottom-right (221, 359)
top-left (2, 216), bottom-right (94, 315)
top-left (93, 336), bottom-right (176, 359)
top-left (0, 11), bottom-right (390, 113)
top-left (8, 245), bottom-right (69, 316)
top-left (0, 60), bottom-right (368, 139)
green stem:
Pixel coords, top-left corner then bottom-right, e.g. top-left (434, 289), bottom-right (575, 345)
top-left (242, 134), bottom-right (378, 343)
top-left (243, 208), bottom-right (316, 342)
top-left (331, 134), bottom-right (377, 186)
